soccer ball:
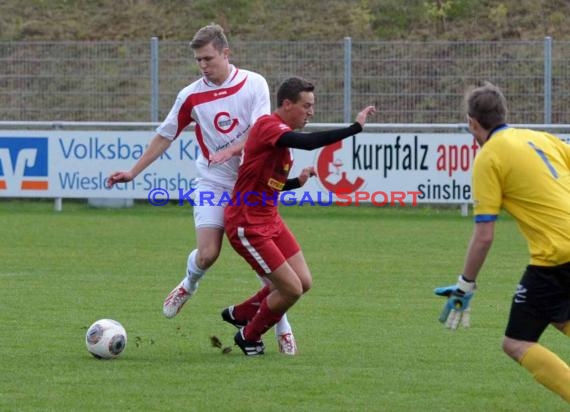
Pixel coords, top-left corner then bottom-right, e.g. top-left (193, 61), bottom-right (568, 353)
top-left (85, 319), bottom-right (127, 359)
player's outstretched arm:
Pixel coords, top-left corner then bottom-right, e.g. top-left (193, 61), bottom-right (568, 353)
top-left (276, 105), bottom-right (377, 151)
top-left (106, 134), bottom-right (172, 187)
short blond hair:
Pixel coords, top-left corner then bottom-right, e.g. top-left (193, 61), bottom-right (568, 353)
top-left (190, 24), bottom-right (229, 51)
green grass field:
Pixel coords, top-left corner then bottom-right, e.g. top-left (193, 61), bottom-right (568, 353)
top-left (1, 200), bottom-right (568, 411)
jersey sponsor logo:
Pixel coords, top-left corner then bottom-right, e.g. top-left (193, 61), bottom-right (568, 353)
top-left (0, 137), bottom-right (49, 191)
top-left (267, 178), bottom-right (285, 190)
top-left (214, 111), bottom-right (239, 134)
top-left (316, 140), bottom-right (365, 195)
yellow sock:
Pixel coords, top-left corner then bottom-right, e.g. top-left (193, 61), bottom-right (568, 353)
top-left (520, 344), bottom-right (570, 403)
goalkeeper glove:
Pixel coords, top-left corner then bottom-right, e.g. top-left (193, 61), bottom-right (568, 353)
top-left (434, 275), bottom-right (475, 330)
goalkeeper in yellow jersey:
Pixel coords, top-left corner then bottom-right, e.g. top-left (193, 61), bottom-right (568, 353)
top-left (435, 81), bottom-right (570, 403)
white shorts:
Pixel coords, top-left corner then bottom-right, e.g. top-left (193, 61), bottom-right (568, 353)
top-left (193, 180), bottom-right (234, 229)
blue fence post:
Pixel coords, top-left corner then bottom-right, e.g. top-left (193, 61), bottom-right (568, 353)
top-left (343, 37), bottom-right (352, 123)
top-left (544, 36), bottom-right (552, 124)
top-left (150, 37), bottom-right (159, 123)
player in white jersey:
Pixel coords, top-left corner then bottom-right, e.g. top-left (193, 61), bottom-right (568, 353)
top-left (156, 64), bottom-right (268, 189)
top-left (107, 24), bottom-right (298, 355)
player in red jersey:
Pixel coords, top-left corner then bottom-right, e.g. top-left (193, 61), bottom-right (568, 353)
top-left (221, 76), bottom-right (376, 355)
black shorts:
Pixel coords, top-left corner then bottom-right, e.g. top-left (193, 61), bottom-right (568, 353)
top-left (505, 262), bottom-right (570, 341)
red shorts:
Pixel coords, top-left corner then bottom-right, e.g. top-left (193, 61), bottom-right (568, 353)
top-left (225, 216), bottom-right (301, 276)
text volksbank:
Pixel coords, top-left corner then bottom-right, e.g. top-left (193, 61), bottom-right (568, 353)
top-left (58, 137), bottom-right (199, 160)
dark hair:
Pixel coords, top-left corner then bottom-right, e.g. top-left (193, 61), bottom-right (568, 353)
top-left (464, 81), bottom-right (508, 130)
top-left (190, 23), bottom-right (229, 51)
top-left (276, 77), bottom-right (315, 107)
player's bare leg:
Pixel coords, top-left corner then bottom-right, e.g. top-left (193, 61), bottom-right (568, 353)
top-left (233, 252), bottom-right (312, 355)
top-left (272, 251), bottom-right (311, 354)
top-left (163, 227), bottom-right (224, 318)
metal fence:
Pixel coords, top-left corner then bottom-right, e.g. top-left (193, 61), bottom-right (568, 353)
top-left (2, 38), bottom-right (570, 124)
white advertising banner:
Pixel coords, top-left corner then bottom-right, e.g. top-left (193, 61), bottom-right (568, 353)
top-left (1, 129), bottom-right (567, 205)
top-left (292, 133), bottom-right (476, 206)
top-left (0, 130), bottom-right (200, 199)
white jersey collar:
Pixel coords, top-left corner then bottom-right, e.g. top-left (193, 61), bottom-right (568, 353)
top-left (202, 64), bottom-right (238, 88)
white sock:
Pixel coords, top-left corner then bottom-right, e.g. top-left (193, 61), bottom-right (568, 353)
top-left (183, 249), bottom-right (206, 292)
top-left (275, 314), bottom-right (292, 336)
top-left (257, 275), bottom-right (293, 336)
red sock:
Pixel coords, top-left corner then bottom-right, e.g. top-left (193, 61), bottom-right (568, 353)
top-left (233, 285), bottom-right (271, 323)
top-left (243, 299), bottom-right (283, 342)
